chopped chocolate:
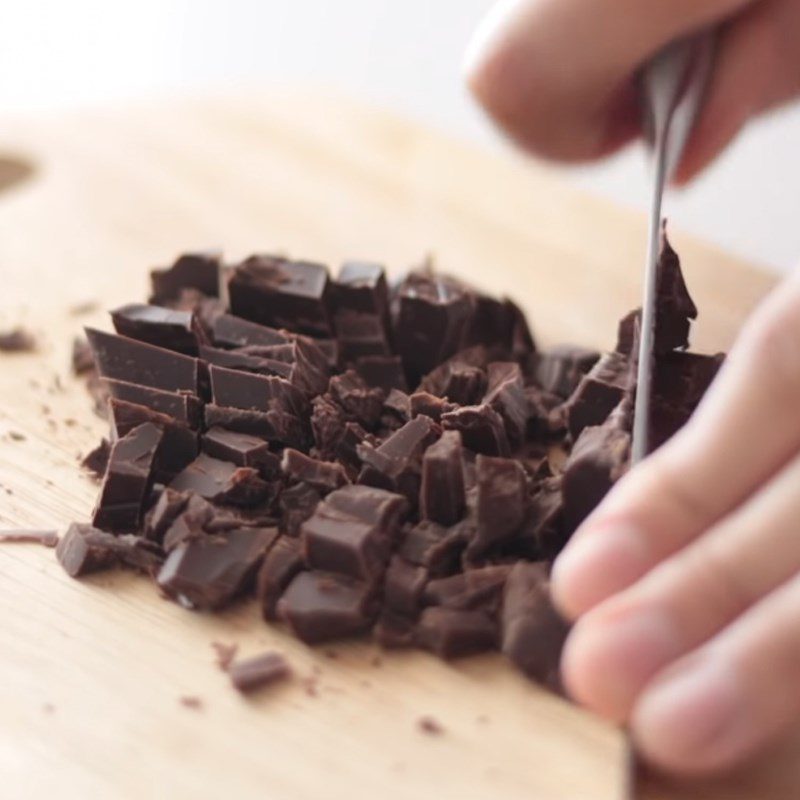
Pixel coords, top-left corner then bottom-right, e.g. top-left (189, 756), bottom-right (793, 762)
top-left (534, 344), bottom-right (601, 400)
top-left (256, 536), bottom-right (305, 619)
top-left (471, 455), bottom-right (528, 554)
top-left (169, 454), bottom-right (269, 507)
top-left (441, 404), bottom-right (510, 457)
top-left (281, 448), bottom-right (349, 493)
top-left (415, 607), bottom-right (497, 659)
top-left (210, 365), bottom-right (307, 416)
top-left (0, 327), bottom-right (36, 353)
top-left (110, 303), bottom-right (206, 355)
top-left (201, 427), bottom-right (279, 475)
top-left (419, 347), bottom-right (489, 406)
top-left (144, 487), bottom-right (189, 542)
top-left (150, 250), bottom-right (221, 304)
top-left (204, 404), bottom-right (307, 449)
top-left (383, 555), bottom-right (428, 617)
top-left (501, 562), bottom-right (567, 687)
top-left (279, 482), bottom-right (323, 536)
top-left (420, 430), bottom-right (465, 526)
top-left (334, 309), bottom-right (392, 361)
top-left (56, 523), bottom-right (118, 577)
top-left (161, 494), bottom-right (215, 551)
top-left (228, 651), bottom-right (291, 694)
top-left (102, 378), bottom-right (202, 427)
top-left (277, 571), bottom-right (377, 644)
top-left (565, 351), bottom-right (630, 440)
top-left (483, 362), bottom-right (528, 445)
top-left (374, 612), bottom-right (415, 649)
top-left (355, 355), bottom-right (408, 392)
top-left (423, 565), bottom-right (511, 614)
top-left (0, 529), bottom-right (59, 547)
top-left (179, 695), bottom-right (203, 710)
top-left (211, 641), bottom-right (239, 670)
top-left (81, 438), bottom-right (111, 479)
top-left (382, 389), bottom-right (411, 426)
top-left (398, 520), bottom-right (469, 577)
top-left (211, 313), bottom-right (288, 349)
top-left (518, 477), bottom-right (566, 560)
top-left (86, 327), bottom-right (200, 395)
top-left (417, 716), bottom-right (444, 736)
top-left (409, 392), bottom-right (458, 422)
top-left (392, 270), bottom-right (476, 381)
top-left (332, 261), bottom-right (390, 316)
top-left (157, 526), bottom-right (277, 609)
top-left (92, 423), bottom-right (163, 532)
top-left (228, 256), bottom-right (332, 337)
top-left (109, 398), bottom-right (198, 482)
top-left (71, 336), bottom-right (95, 375)
top-left (329, 370), bottom-right (384, 429)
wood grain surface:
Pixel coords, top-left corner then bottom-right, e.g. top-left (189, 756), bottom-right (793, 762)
top-left (0, 89), bottom-right (792, 800)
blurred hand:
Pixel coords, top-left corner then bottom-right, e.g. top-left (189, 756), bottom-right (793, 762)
top-left (549, 266), bottom-right (800, 775)
top-left (465, 0), bottom-right (800, 182)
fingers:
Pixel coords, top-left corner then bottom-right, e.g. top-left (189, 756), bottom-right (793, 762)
top-left (632, 571), bottom-right (800, 774)
top-left (552, 268), bottom-right (800, 619)
top-left (464, 0), bottom-right (754, 161)
top-left (561, 448), bottom-right (800, 720)
top-left (675, 0), bottom-right (800, 183)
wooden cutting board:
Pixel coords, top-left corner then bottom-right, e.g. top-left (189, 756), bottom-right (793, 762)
top-left (0, 89), bottom-right (795, 800)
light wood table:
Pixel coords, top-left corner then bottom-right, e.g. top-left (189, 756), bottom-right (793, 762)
top-left (0, 89), bottom-right (793, 800)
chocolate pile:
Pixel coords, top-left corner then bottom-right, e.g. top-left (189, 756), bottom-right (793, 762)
top-left (62, 232), bottom-right (722, 689)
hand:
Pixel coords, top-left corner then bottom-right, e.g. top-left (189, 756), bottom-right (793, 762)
top-left (465, 0), bottom-right (800, 182)
top-left (549, 267), bottom-right (800, 775)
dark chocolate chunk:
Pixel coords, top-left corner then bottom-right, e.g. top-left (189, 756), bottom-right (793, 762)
top-left (415, 607), bottom-right (497, 659)
top-left (102, 378), bottom-right (201, 427)
top-left (471, 455), bottom-right (528, 554)
top-left (392, 270), bottom-right (476, 380)
top-left (0, 327), bottom-right (36, 353)
top-left (373, 612), bottom-right (415, 649)
top-left (256, 536), bottom-right (305, 619)
top-left (398, 520), bottom-right (470, 577)
top-left (281, 449), bottom-right (349, 493)
top-left (501, 562), bottom-right (567, 687)
top-left (382, 389), bottom-right (411, 426)
top-left (383, 555), bottom-right (428, 618)
top-left (169, 454), bottom-right (269, 507)
top-left (86, 327), bottom-right (200, 395)
top-left (157, 526), bottom-right (277, 609)
top-left (56, 523), bottom-right (118, 577)
top-left (201, 427), bottom-right (280, 475)
top-left (441, 404), bottom-right (510, 457)
top-left (92, 423), bottom-right (163, 532)
top-left (355, 355), bottom-right (408, 392)
top-left (483, 362), bottom-right (527, 445)
top-left (0, 529), bottom-right (59, 547)
top-left (162, 494), bottom-right (216, 551)
top-left (150, 250), bottom-right (221, 304)
top-left (565, 351), bottom-right (630, 440)
top-left (211, 313), bottom-right (289, 349)
top-left (210, 365), bottom-right (307, 416)
top-left (109, 398), bottom-right (199, 482)
top-left (211, 641), bottom-right (239, 670)
top-left (228, 651), bottom-right (291, 694)
top-left (519, 477), bottom-right (566, 560)
top-left (228, 255), bottom-right (332, 337)
top-left (409, 392), bottom-right (458, 422)
top-left (279, 483), bottom-right (322, 536)
top-left (144, 487), bottom-right (190, 542)
top-left (334, 309), bottom-right (392, 361)
top-left (534, 345), bottom-right (600, 400)
top-left (277, 571), bottom-right (376, 644)
top-left (81, 438), bottom-right (111, 479)
top-left (420, 430), bottom-right (465, 526)
top-left (419, 346), bottom-right (489, 406)
top-left (423, 564), bottom-right (511, 615)
top-left (417, 716), bottom-right (444, 736)
top-left (329, 370), bottom-right (384, 429)
top-left (310, 394), bottom-right (347, 460)
top-left (332, 261), bottom-right (390, 316)
top-left (204, 404), bottom-right (307, 449)
top-left (71, 336), bottom-right (95, 375)
top-left (110, 303), bottom-right (206, 355)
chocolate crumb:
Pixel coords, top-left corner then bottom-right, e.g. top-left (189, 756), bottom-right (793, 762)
top-left (228, 651), bottom-right (291, 694)
top-left (417, 716), bottom-right (444, 735)
top-left (211, 641), bottom-right (239, 671)
top-left (179, 695), bottom-right (203, 710)
top-left (0, 529), bottom-right (59, 547)
top-left (0, 327), bottom-right (36, 353)
top-left (8, 431), bottom-right (25, 442)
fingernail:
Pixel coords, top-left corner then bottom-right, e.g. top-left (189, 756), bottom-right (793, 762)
top-left (552, 525), bottom-right (649, 617)
top-left (633, 656), bottom-right (742, 773)
top-left (563, 606), bottom-right (681, 719)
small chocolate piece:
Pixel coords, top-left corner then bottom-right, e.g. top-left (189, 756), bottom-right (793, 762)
top-left (310, 394), bottom-right (347, 459)
top-left (161, 494), bottom-right (215, 551)
top-left (534, 345), bottom-right (601, 400)
top-left (0, 529), bottom-right (59, 547)
top-left (110, 303), bottom-right (206, 355)
top-left (92, 423), bottom-right (163, 532)
top-left (256, 536), bottom-right (305, 619)
top-left (157, 526), bottom-right (277, 609)
top-left (110, 398), bottom-right (199, 482)
top-left (409, 392), bottom-right (458, 422)
top-left (383, 555), bottom-right (429, 618)
top-left (329, 370), bottom-right (384, 429)
top-left (56, 523), bottom-right (118, 577)
top-left (415, 607), bottom-right (497, 659)
top-left (417, 716), bottom-right (444, 736)
top-left (520, 477), bottom-right (566, 560)
top-left (144, 487), bottom-right (189, 542)
top-left (150, 250), bottom-right (221, 304)
top-left (277, 571), bottom-right (377, 644)
top-left (228, 651), bottom-right (291, 694)
top-left (71, 336), bottom-right (95, 375)
top-left (211, 641), bottom-right (239, 670)
top-left (201, 427), bottom-right (279, 475)
top-left (355, 355), bottom-right (408, 392)
top-left (382, 389), bottom-right (411, 426)
top-left (210, 365), bottom-right (307, 416)
top-left (86, 327), bottom-right (200, 395)
top-left (204, 404), bottom-right (307, 449)
top-left (398, 520), bottom-right (469, 577)
top-left (441, 404), bottom-right (510, 457)
top-left (471, 455), bottom-right (528, 554)
top-left (419, 347), bottom-right (489, 406)
top-left (332, 261), bottom-right (390, 316)
top-left (483, 362), bottom-right (527, 445)
top-left (281, 449), bottom-right (349, 493)
top-left (373, 612), bottom-right (416, 649)
top-left (228, 256), bottom-right (332, 337)
top-left (501, 562), bottom-right (567, 686)
top-left (81, 439), bottom-right (111, 479)
top-left (334, 309), bottom-right (392, 361)
top-left (565, 351), bottom-right (630, 440)
top-left (169, 454), bottom-right (269, 507)
top-left (420, 430), bottom-right (465, 526)
top-left (423, 565), bottom-right (511, 614)
top-left (102, 378), bottom-right (201, 427)
top-left (0, 327), bottom-right (36, 353)
top-left (392, 270), bottom-right (476, 380)
top-left (279, 482), bottom-right (323, 536)
top-left (211, 313), bottom-right (289, 349)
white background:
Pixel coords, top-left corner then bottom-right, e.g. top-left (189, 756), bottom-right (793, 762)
top-left (2, 0), bottom-right (797, 273)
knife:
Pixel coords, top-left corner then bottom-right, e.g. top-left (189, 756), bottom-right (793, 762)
top-left (625, 32), bottom-right (716, 797)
